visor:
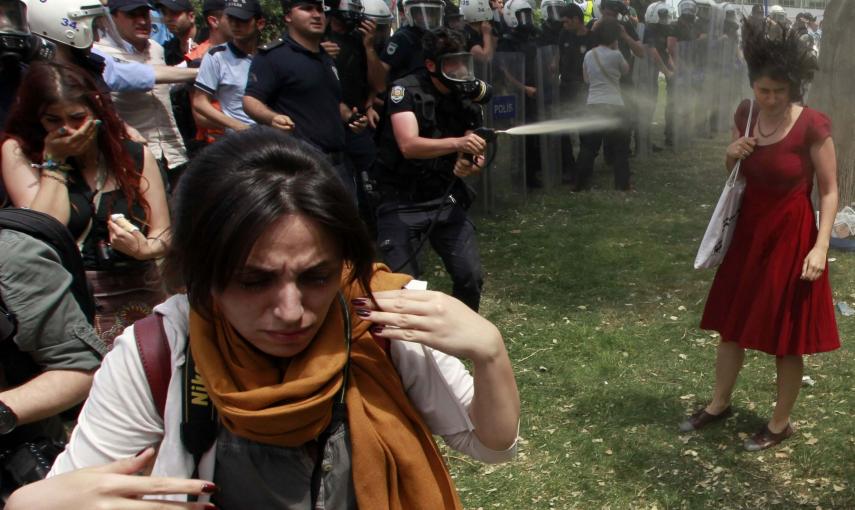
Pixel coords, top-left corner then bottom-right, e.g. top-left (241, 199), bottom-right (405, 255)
top-left (0, 0), bottom-right (27, 34)
top-left (515, 8), bottom-right (533, 27)
top-left (334, 2), bottom-right (365, 22)
top-left (405, 3), bottom-right (443, 30)
top-left (439, 51), bottom-right (475, 82)
top-left (544, 5), bottom-right (560, 21)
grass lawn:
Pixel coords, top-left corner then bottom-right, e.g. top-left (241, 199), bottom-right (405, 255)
top-left (425, 133), bottom-right (855, 509)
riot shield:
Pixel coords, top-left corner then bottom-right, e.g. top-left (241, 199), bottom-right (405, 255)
top-left (632, 26), bottom-right (661, 159)
top-left (535, 45), bottom-right (563, 189)
top-left (671, 40), bottom-right (697, 150)
top-left (481, 52), bottom-right (527, 212)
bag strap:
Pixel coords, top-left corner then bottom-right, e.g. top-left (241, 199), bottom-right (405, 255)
top-left (728, 100), bottom-right (754, 185)
top-left (591, 48), bottom-right (621, 88)
top-left (133, 313), bottom-right (172, 420)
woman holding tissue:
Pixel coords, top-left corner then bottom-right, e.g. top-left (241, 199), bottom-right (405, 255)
top-left (1, 62), bottom-right (170, 345)
top-left (683, 20), bottom-right (840, 451)
top-left (48, 128), bottom-right (519, 509)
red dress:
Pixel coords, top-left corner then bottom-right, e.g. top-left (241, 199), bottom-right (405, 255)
top-left (700, 101), bottom-right (840, 356)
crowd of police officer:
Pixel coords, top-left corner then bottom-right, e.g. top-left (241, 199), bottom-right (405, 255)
top-left (0, 0), bottom-right (824, 311)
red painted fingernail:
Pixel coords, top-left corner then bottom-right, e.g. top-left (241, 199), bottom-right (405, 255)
top-left (356, 308), bottom-right (371, 317)
top-left (370, 325), bottom-right (384, 334)
top-left (202, 483), bottom-right (218, 494)
top-left (351, 298), bottom-right (367, 306)
top-left (204, 504), bottom-right (218, 510)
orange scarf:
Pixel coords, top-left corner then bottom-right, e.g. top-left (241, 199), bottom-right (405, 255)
top-left (189, 265), bottom-right (463, 509)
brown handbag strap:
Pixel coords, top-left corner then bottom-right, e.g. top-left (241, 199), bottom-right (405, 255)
top-left (133, 313), bottom-right (172, 420)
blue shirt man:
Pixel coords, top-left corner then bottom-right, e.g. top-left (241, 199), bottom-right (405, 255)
top-left (193, 0), bottom-right (265, 132)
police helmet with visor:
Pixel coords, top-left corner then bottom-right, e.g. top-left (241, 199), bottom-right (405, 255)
top-left (362, 0), bottom-right (393, 24)
top-left (501, 0), bottom-right (534, 28)
top-left (22, 0), bottom-right (110, 48)
top-left (403, 0), bottom-right (443, 30)
top-left (540, 0), bottom-right (563, 25)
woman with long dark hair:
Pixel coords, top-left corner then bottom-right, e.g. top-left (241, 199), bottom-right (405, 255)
top-left (1, 62), bottom-right (170, 345)
top-left (48, 128), bottom-right (520, 509)
top-left (681, 20), bottom-right (839, 451)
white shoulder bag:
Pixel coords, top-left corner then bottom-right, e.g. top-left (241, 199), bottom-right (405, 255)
top-left (694, 100), bottom-right (754, 269)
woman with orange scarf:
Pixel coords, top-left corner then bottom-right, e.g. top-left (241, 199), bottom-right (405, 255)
top-left (47, 128), bottom-right (520, 509)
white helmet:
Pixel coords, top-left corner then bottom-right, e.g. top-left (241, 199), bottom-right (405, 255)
top-left (768, 4), bottom-right (787, 22)
top-left (644, 0), bottom-right (674, 24)
top-left (677, 0), bottom-right (696, 17)
top-left (540, 0), bottom-right (563, 23)
top-left (23, 0), bottom-right (109, 48)
top-left (460, 0), bottom-right (492, 23)
top-left (502, 0), bottom-right (534, 28)
top-left (362, 0), bottom-right (394, 24)
top-left (402, 0), bottom-right (444, 30)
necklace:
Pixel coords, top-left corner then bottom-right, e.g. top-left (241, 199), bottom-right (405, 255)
top-left (757, 107), bottom-right (790, 138)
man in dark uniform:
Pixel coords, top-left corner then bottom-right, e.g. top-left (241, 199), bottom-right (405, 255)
top-left (375, 28), bottom-right (487, 311)
top-left (538, 0), bottom-right (564, 46)
top-left (497, 0), bottom-right (542, 188)
top-left (379, 0), bottom-right (444, 83)
top-left (556, 4), bottom-right (592, 185)
top-left (243, 0), bottom-right (367, 198)
top-left (325, 0), bottom-right (386, 222)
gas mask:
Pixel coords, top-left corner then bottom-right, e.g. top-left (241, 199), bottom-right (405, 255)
top-left (0, 0), bottom-right (37, 64)
top-left (432, 51), bottom-right (492, 103)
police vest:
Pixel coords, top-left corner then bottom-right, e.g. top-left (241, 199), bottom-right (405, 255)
top-left (582, 0), bottom-right (595, 24)
top-left (377, 73), bottom-right (482, 202)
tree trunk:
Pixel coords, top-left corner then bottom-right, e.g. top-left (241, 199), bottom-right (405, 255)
top-left (809, 0), bottom-right (855, 208)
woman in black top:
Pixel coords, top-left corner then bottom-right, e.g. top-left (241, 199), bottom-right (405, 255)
top-left (1, 62), bottom-right (170, 345)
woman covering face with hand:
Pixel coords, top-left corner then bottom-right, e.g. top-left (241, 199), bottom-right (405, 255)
top-left (1, 62), bottom-right (170, 345)
top-left (684, 21), bottom-right (839, 452)
top-left (49, 128), bottom-right (520, 509)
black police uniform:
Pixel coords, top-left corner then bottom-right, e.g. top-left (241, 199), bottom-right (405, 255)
top-left (245, 32), bottom-right (355, 195)
top-left (556, 29), bottom-right (593, 184)
top-left (498, 27), bottom-right (542, 187)
top-left (326, 28), bottom-right (379, 221)
top-left (380, 25), bottom-right (426, 83)
top-left (374, 70), bottom-right (484, 311)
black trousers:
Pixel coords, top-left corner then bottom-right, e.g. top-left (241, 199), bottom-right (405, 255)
top-left (376, 197), bottom-right (483, 311)
top-left (575, 103), bottom-right (631, 191)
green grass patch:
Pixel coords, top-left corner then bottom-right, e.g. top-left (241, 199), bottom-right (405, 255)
top-left (422, 134), bottom-right (855, 509)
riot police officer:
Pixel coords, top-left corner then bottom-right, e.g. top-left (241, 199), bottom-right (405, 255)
top-left (498, 0), bottom-right (542, 188)
top-left (460, 0), bottom-right (497, 62)
top-left (375, 27), bottom-right (489, 311)
top-left (539, 0), bottom-right (564, 46)
top-left (380, 0), bottom-right (444, 83)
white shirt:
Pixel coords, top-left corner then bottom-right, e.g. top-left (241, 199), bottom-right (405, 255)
top-left (49, 294), bottom-right (516, 501)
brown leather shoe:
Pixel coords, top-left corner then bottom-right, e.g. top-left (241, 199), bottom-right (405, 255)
top-left (678, 405), bottom-right (733, 432)
top-left (743, 423), bottom-right (794, 452)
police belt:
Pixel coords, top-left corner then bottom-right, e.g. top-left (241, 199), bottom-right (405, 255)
top-left (381, 180), bottom-right (471, 208)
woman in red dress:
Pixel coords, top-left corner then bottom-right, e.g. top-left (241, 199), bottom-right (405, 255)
top-left (680, 21), bottom-right (840, 451)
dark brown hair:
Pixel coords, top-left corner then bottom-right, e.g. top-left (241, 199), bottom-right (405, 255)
top-left (741, 18), bottom-right (818, 102)
top-left (162, 127), bottom-right (375, 317)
